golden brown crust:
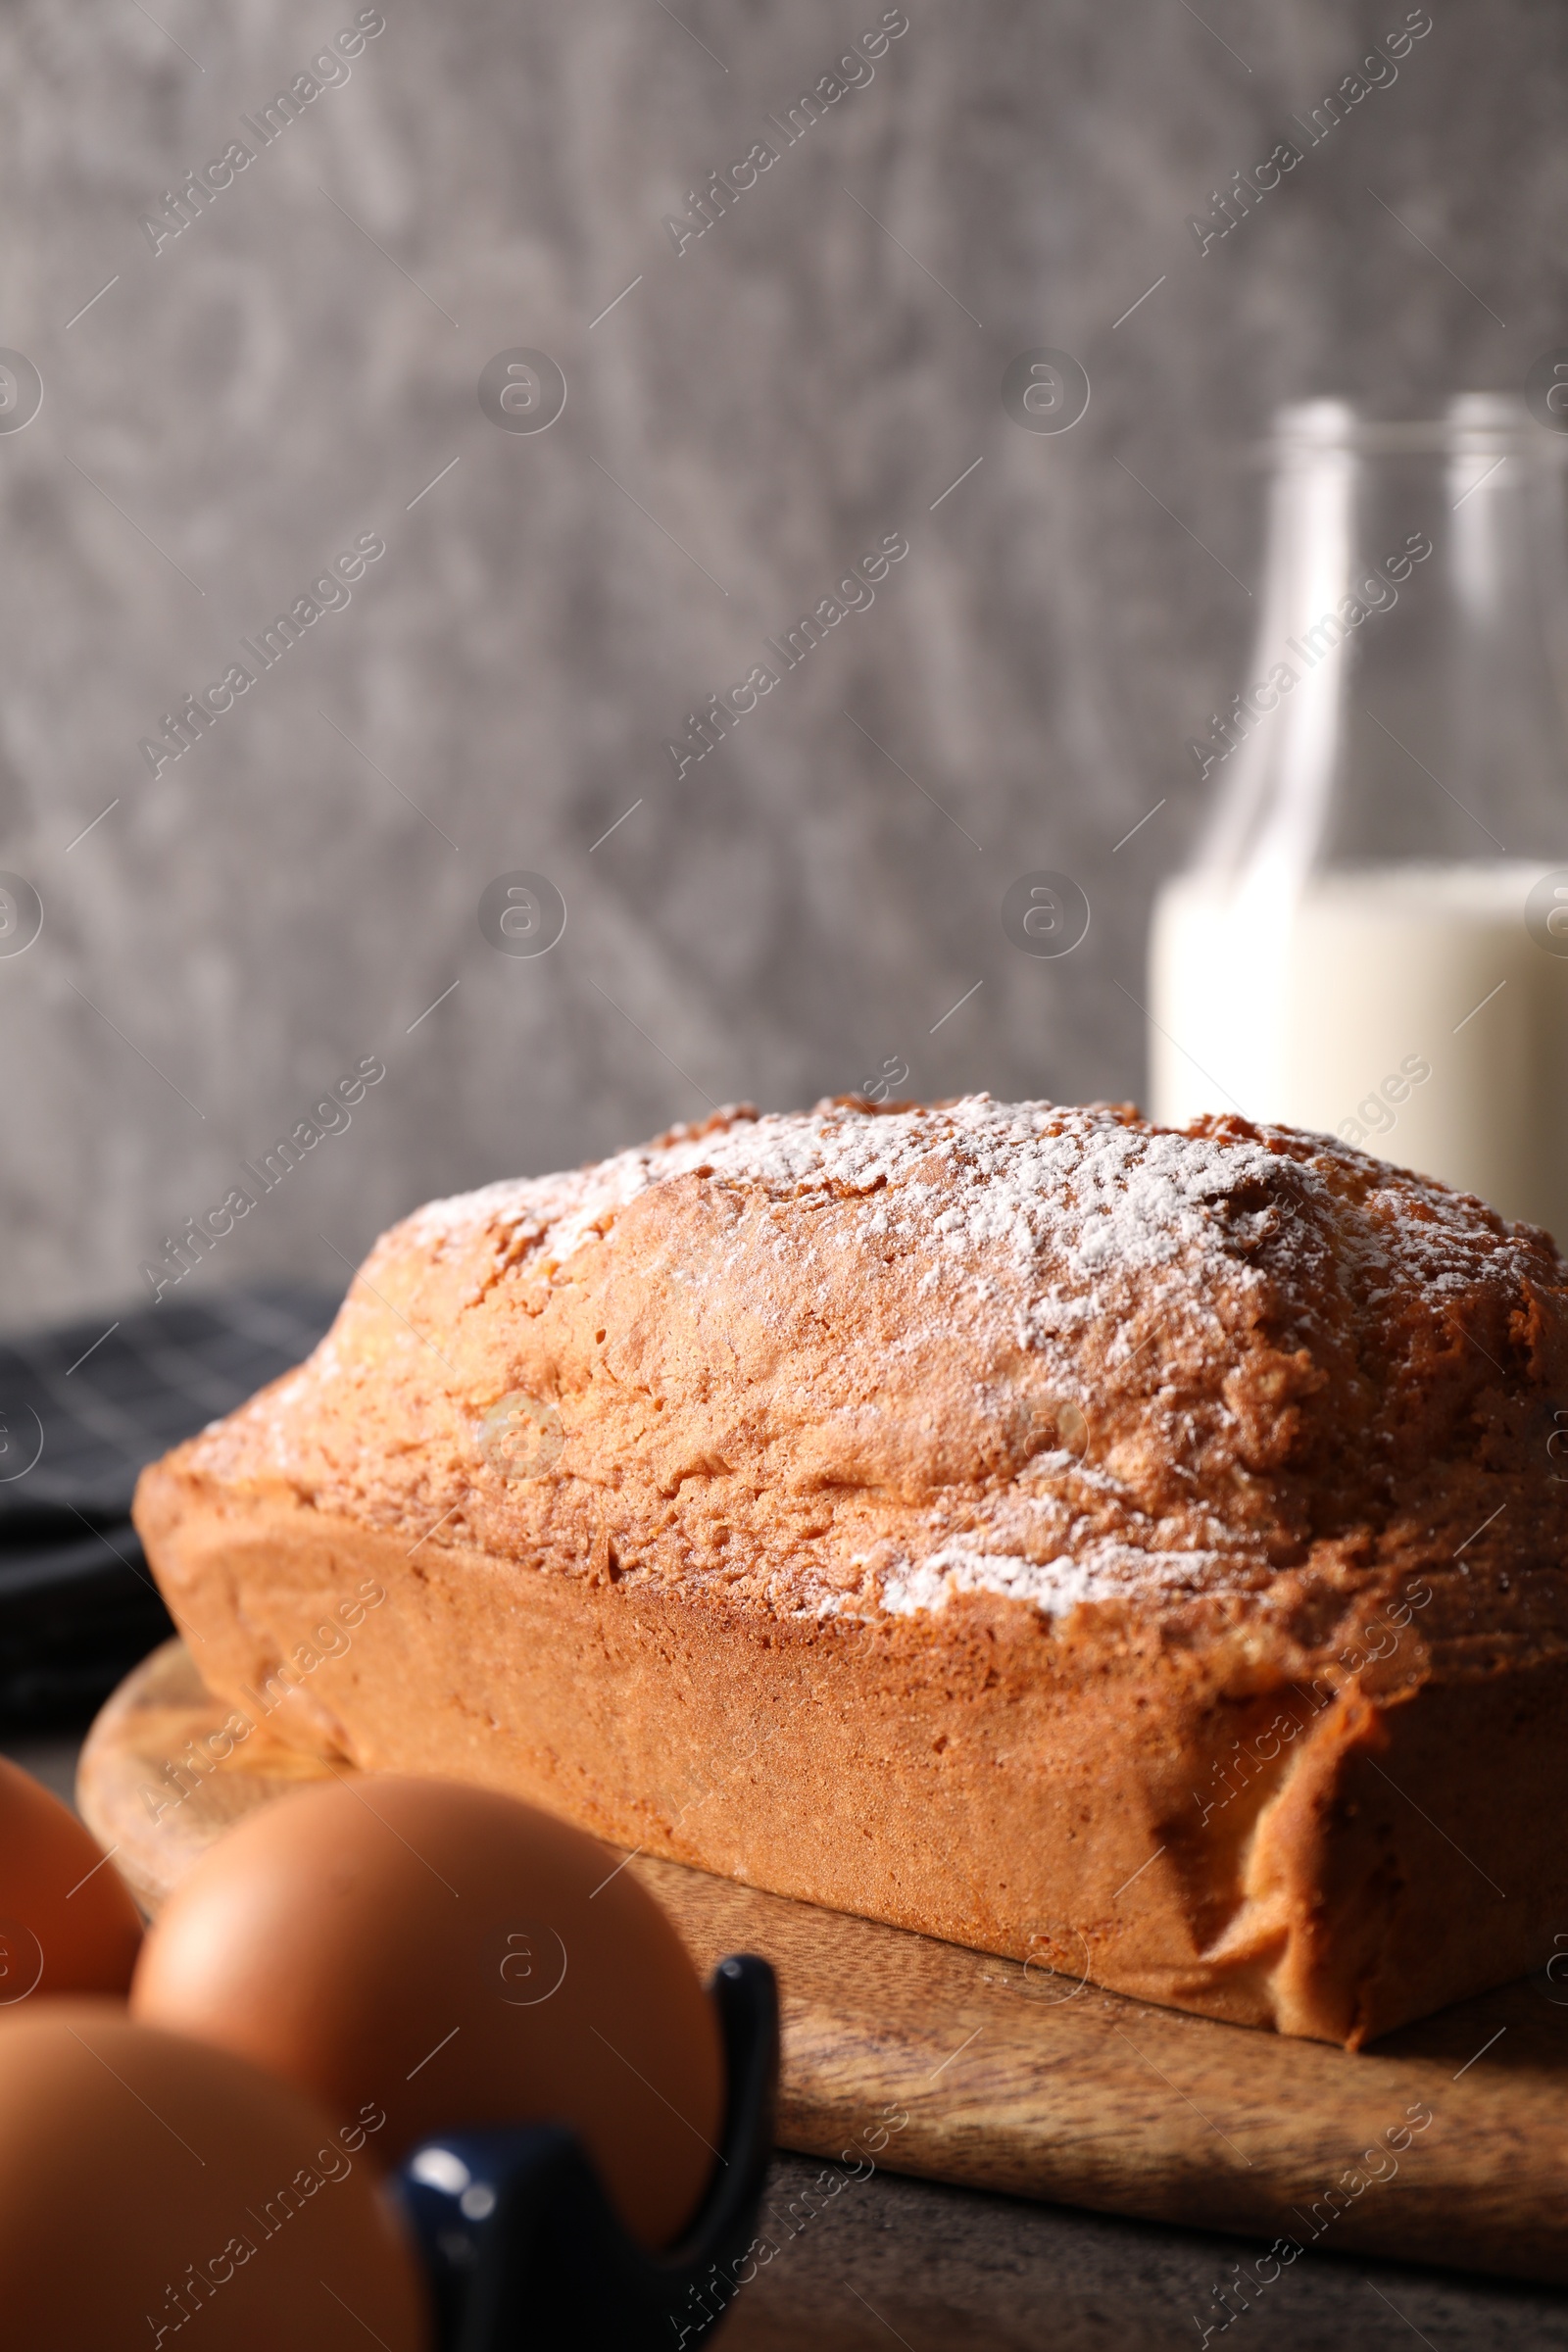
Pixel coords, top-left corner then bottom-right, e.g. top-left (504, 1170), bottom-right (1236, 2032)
top-left (132, 1097), bottom-right (1568, 2043)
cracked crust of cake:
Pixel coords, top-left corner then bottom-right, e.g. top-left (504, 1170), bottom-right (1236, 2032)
top-left (134, 1097), bottom-right (1568, 2044)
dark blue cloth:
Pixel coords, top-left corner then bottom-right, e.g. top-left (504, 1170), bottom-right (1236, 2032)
top-left (0, 1286), bottom-right (337, 1727)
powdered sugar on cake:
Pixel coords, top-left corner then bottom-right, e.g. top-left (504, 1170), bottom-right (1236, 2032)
top-left (879, 1538), bottom-right (1232, 1619)
top-left (247, 1095), bottom-right (1564, 1632)
top-left (406, 1095), bottom-right (1308, 1290)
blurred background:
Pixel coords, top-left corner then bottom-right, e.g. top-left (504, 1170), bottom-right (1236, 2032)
top-left (0, 0), bottom-right (1550, 1332)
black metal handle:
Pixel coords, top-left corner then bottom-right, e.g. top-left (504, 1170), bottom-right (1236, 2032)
top-left (393, 1952), bottom-right (779, 2351)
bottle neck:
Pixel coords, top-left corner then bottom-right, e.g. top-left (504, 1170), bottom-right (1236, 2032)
top-left (1189, 423), bottom-right (1568, 888)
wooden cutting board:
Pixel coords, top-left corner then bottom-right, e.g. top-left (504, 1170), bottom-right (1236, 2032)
top-left (78, 1640), bottom-right (1568, 2289)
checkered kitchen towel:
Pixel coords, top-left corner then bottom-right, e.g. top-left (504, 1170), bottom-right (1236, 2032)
top-left (0, 1285), bottom-right (338, 1727)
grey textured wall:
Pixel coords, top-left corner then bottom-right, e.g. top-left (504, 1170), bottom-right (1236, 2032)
top-left (0, 0), bottom-right (1554, 1327)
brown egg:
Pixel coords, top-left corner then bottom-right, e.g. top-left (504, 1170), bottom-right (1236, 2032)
top-left (132, 1776), bottom-right (725, 2249)
top-left (0, 1753), bottom-right (142, 2003)
top-left (0, 1998), bottom-right (431, 2352)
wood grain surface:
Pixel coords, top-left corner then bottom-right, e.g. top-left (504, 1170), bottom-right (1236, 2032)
top-left (78, 1641), bottom-right (1568, 2289)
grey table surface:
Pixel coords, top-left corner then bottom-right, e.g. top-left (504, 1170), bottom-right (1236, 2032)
top-left (6, 1730), bottom-right (1565, 2351)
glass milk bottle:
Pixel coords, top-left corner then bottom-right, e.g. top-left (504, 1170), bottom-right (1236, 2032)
top-left (1150, 394), bottom-right (1568, 1241)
